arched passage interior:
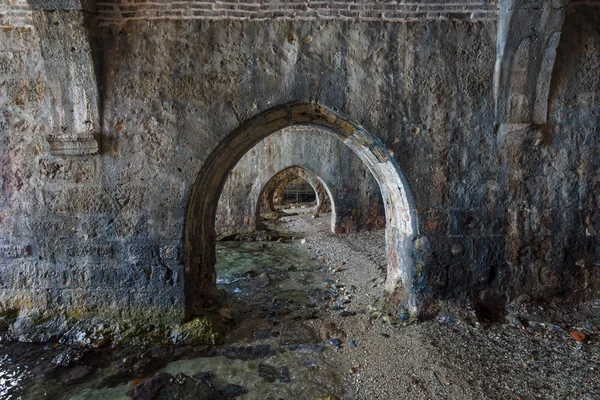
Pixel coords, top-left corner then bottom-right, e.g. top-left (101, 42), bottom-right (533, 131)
top-left (276, 178), bottom-right (315, 205)
top-left (256, 165), bottom-right (335, 231)
top-left (184, 102), bottom-right (418, 317)
top-left (270, 173), bottom-right (318, 209)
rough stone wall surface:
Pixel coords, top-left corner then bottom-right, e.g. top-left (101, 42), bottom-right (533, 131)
top-left (0, 0), bottom-right (33, 28)
top-left (216, 127), bottom-right (384, 235)
top-left (33, 10), bottom-right (101, 155)
top-left (1, 11), bottom-right (185, 322)
top-left (536, 2), bottom-right (600, 300)
top-left (1, 0), bottom-right (599, 324)
top-left (1, 11), bottom-right (50, 315)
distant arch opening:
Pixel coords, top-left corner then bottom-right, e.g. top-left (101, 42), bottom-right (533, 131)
top-left (278, 178), bottom-right (317, 205)
top-left (256, 166), bottom-right (335, 232)
top-left (184, 102), bottom-right (418, 318)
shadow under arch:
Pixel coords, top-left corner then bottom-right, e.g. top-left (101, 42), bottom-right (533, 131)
top-left (255, 165), bottom-right (337, 233)
top-left (184, 102), bottom-right (419, 318)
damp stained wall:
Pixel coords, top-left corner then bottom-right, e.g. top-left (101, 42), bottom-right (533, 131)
top-left (0, 0), bottom-right (599, 323)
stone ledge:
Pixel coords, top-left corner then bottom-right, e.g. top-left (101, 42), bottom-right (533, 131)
top-left (47, 133), bottom-right (99, 156)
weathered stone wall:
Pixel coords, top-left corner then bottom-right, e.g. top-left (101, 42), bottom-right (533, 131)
top-left (1, 8), bottom-right (184, 322)
top-left (1, 0), bottom-right (599, 326)
top-left (1, 13), bottom-right (51, 316)
top-left (535, 2), bottom-right (600, 300)
top-left (428, 1), bottom-right (600, 305)
top-left (216, 127), bottom-right (384, 235)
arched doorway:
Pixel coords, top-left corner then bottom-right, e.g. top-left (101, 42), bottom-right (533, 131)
top-left (184, 102), bottom-right (418, 317)
top-left (256, 166), bottom-right (335, 232)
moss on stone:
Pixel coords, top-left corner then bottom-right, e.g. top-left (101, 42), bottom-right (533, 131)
top-left (170, 316), bottom-right (226, 345)
top-left (65, 308), bottom-right (89, 320)
top-left (0, 308), bottom-right (19, 324)
top-left (260, 212), bottom-right (282, 221)
top-left (125, 307), bottom-right (184, 327)
top-left (368, 291), bottom-right (419, 326)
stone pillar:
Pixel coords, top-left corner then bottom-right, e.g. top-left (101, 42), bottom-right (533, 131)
top-left (30, 0), bottom-right (101, 156)
top-left (494, 0), bottom-right (567, 125)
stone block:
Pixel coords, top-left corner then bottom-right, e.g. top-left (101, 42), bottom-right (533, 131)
top-left (126, 243), bottom-right (156, 265)
top-left (0, 245), bottom-right (31, 258)
top-left (114, 213), bottom-right (149, 238)
top-left (0, 50), bottom-right (40, 76)
top-left (47, 133), bottom-right (99, 156)
top-left (38, 157), bottom-right (96, 182)
top-left (472, 237), bottom-right (505, 282)
top-left (65, 244), bottom-right (113, 259)
top-left (49, 187), bottom-right (115, 214)
top-left (0, 263), bottom-right (15, 288)
top-left (0, 288), bottom-right (48, 310)
top-left (0, 27), bottom-right (37, 52)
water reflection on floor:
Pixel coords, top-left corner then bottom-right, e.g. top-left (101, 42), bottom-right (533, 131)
top-left (0, 353), bottom-right (31, 399)
top-left (217, 241), bottom-right (325, 299)
top-left (0, 238), bottom-right (346, 399)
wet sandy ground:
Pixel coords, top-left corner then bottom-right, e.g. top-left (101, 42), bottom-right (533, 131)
top-left (0, 207), bottom-right (599, 399)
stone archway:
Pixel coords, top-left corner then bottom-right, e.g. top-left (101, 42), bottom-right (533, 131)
top-left (256, 165), bottom-right (335, 231)
top-left (271, 168), bottom-right (332, 214)
top-left (184, 102), bottom-right (418, 317)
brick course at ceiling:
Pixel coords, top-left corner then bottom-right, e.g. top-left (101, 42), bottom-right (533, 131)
top-left (94, 0), bottom-right (499, 25)
top-left (1, 0), bottom-right (500, 28)
top-left (5, 1), bottom-right (600, 28)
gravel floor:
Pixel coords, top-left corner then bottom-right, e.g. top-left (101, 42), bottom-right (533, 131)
top-left (272, 209), bottom-right (600, 400)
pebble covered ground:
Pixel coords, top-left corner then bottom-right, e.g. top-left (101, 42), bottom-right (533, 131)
top-left (274, 208), bottom-right (600, 400)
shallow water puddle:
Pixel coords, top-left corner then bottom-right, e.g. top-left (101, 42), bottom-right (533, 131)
top-left (216, 241), bottom-right (325, 296)
top-left (68, 384), bottom-right (132, 400)
top-left (0, 237), bottom-right (346, 399)
top-left (0, 353), bottom-right (32, 399)
top-left (162, 353), bottom-right (341, 400)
